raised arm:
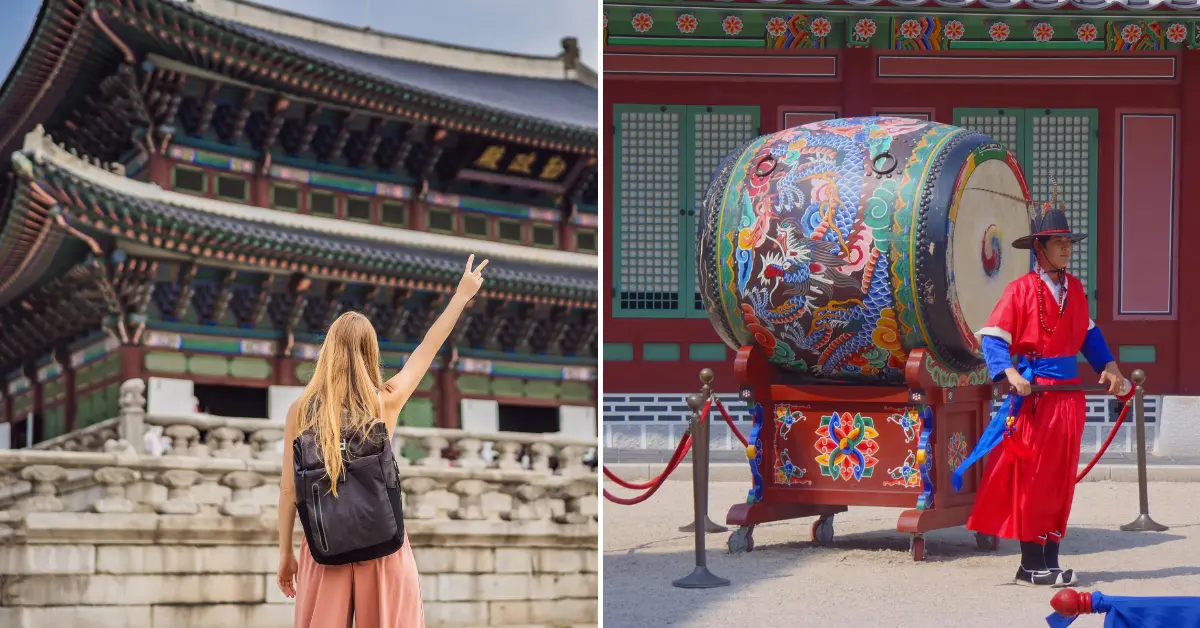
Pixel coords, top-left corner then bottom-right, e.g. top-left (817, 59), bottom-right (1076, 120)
top-left (382, 255), bottom-right (488, 420)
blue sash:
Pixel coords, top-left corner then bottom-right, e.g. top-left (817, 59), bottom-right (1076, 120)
top-left (951, 355), bottom-right (1078, 492)
top-left (1047, 591), bottom-right (1200, 628)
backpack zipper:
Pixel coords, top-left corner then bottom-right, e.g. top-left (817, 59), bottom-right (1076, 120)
top-left (311, 484), bottom-right (330, 553)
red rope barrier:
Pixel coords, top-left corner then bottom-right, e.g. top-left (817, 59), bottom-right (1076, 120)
top-left (602, 400), bottom-right (711, 505)
top-left (712, 398), bottom-right (748, 447)
top-left (604, 431), bottom-right (693, 490)
top-left (1076, 398), bottom-right (1133, 484)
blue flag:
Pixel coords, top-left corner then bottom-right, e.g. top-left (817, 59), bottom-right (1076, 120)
top-left (1048, 591), bottom-right (1200, 628)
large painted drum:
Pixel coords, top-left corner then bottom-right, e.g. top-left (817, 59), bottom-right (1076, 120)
top-left (697, 116), bottom-right (1032, 385)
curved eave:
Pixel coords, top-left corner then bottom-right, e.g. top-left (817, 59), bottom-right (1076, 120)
top-left (0, 178), bottom-right (70, 308)
top-left (0, 0), bottom-right (98, 166)
top-left (15, 128), bottom-right (598, 307)
top-left (125, 0), bottom-right (597, 154)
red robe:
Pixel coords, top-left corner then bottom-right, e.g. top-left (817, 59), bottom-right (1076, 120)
top-left (969, 272), bottom-right (1090, 544)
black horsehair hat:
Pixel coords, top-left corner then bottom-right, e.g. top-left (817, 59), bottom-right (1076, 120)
top-left (1009, 175), bottom-right (1087, 251)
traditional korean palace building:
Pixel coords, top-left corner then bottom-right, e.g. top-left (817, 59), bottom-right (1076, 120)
top-left (0, 0), bottom-right (599, 448)
top-left (603, 0), bottom-right (1200, 454)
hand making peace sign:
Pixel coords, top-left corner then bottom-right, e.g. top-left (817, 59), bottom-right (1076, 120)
top-left (455, 254), bottom-right (489, 300)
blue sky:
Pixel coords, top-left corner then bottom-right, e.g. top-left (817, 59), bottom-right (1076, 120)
top-left (0, 1), bottom-right (599, 82)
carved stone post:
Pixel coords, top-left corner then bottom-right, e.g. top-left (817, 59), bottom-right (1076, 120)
top-left (400, 477), bottom-right (445, 520)
top-left (118, 378), bottom-right (147, 454)
top-left (157, 469), bottom-right (201, 515)
top-left (220, 471), bottom-right (265, 517)
top-left (19, 465), bottom-right (67, 512)
top-left (93, 467), bottom-right (140, 513)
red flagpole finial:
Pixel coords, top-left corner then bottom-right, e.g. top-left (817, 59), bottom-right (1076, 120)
top-left (1051, 589), bottom-right (1094, 617)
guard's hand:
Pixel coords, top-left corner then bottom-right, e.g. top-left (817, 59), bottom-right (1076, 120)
top-left (1099, 365), bottom-right (1127, 397)
top-left (1006, 369), bottom-right (1031, 396)
top-left (455, 255), bottom-right (489, 300)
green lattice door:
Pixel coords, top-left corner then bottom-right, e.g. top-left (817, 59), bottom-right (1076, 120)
top-left (612, 104), bottom-right (760, 318)
top-left (954, 108), bottom-right (1098, 316)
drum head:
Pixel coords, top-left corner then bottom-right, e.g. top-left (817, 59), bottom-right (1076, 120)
top-left (947, 157), bottom-right (1031, 352)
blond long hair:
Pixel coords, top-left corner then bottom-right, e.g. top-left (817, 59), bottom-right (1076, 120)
top-left (296, 311), bottom-right (384, 495)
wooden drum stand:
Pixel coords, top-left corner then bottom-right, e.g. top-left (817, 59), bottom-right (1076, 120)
top-left (725, 345), bottom-right (996, 561)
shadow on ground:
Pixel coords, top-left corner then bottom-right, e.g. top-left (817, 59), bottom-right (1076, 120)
top-left (604, 521), bottom-right (1189, 627)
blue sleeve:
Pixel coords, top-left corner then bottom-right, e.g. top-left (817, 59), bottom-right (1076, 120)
top-left (1081, 326), bottom-right (1115, 374)
top-left (980, 335), bottom-right (1013, 383)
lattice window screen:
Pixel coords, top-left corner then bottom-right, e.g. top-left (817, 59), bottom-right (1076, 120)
top-left (616, 108), bottom-right (683, 314)
top-left (1028, 113), bottom-right (1095, 300)
top-left (689, 109), bottom-right (759, 313)
top-left (955, 112), bottom-right (1022, 155)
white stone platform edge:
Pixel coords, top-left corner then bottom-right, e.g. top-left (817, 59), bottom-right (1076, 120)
top-left (603, 463), bottom-right (1200, 484)
top-left (1156, 396), bottom-right (1200, 456)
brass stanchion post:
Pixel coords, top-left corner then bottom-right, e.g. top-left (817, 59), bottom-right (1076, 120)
top-left (1121, 369), bottom-right (1168, 532)
top-left (680, 368), bottom-right (729, 534)
top-left (672, 392), bottom-right (731, 589)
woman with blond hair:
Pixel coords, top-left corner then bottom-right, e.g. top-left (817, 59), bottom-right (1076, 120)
top-left (275, 255), bottom-right (488, 627)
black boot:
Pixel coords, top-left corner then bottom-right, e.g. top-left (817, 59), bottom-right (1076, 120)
top-left (1014, 541), bottom-right (1060, 587)
top-left (1045, 538), bottom-right (1076, 587)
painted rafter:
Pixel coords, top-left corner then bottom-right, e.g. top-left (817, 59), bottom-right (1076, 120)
top-left (573, 311), bottom-right (597, 356)
top-left (387, 123), bottom-right (425, 176)
top-left (481, 298), bottom-right (513, 352)
top-left (171, 263), bottom-right (198, 322)
top-left (248, 274), bottom-right (272, 327)
top-left (356, 117), bottom-right (386, 169)
top-left (321, 281), bottom-right (347, 331)
top-left (330, 112), bottom-right (355, 163)
top-left (515, 304), bottom-right (550, 352)
top-left (384, 287), bottom-right (412, 341)
top-left (259, 95), bottom-right (290, 167)
top-left (210, 269), bottom-right (238, 325)
top-left (229, 89), bottom-right (257, 144)
top-left (544, 306), bottom-right (573, 357)
top-left (298, 104), bottom-right (322, 156)
top-left (195, 81), bottom-right (220, 136)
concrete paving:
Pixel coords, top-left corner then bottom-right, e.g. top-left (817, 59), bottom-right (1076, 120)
top-left (603, 480), bottom-right (1200, 628)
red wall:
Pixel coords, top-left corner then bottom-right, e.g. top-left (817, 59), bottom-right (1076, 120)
top-left (604, 47), bottom-right (1194, 395)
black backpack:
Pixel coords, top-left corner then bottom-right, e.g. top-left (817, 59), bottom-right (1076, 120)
top-left (293, 419), bottom-right (405, 565)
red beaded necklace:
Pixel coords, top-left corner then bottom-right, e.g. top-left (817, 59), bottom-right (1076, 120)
top-left (1033, 267), bottom-right (1067, 335)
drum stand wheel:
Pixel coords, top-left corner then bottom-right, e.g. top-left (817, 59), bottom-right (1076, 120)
top-left (811, 515), bottom-right (835, 545)
top-left (975, 532), bottom-right (1000, 552)
top-left (728, 525), bottom-right (755, 554)
top-left (910, 533), bottom-right (926, 562)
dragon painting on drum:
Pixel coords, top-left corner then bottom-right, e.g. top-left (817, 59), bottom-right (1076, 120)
top-left (697, 116), bottom-right (1033, 386)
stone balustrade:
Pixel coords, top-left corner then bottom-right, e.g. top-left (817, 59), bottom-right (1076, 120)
top-left (1, 380), bottom-right (599, 628)
top-left (33, 380), bottom-right (597, 474)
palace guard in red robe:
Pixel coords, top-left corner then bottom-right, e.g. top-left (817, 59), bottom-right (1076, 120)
top-left (952, 190), bottom-right (1131, 588)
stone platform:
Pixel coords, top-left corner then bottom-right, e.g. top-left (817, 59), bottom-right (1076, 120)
top-left (0, 380), bottom-right (598, 628)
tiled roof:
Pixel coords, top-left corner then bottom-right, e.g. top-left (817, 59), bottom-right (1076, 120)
top-left (170, 1), bottom-right (598, 132)
top-left (14, 130), bottom-right (597, 300)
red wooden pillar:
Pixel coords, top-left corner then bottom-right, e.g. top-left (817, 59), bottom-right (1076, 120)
top-left (436, 367), bottom-right (460, 429)
top-left (841, 47), bottom-right (874, 118)
top-left (1177, 49), bottom-right (1200, 394)
top-left (147, 155), bottom-right (170, 188)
